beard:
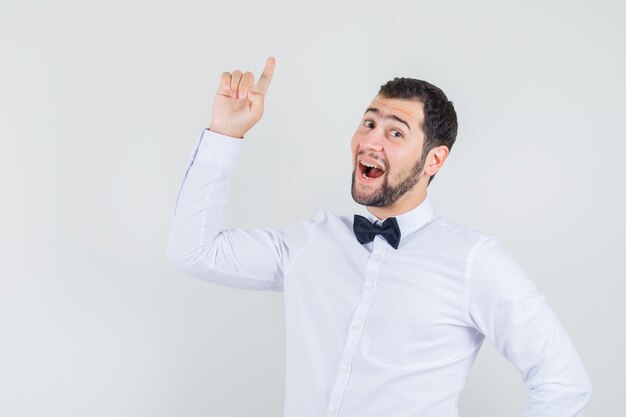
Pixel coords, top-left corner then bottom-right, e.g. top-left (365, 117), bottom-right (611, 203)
top-left (351, 152), bottom-right (426, 207)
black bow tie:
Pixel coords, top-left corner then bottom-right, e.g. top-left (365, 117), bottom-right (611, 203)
top-left (353, 214), bottom-right (401, 249)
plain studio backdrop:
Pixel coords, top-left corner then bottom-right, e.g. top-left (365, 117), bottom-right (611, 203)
top-left (1, 0), bottom-right (624, 416)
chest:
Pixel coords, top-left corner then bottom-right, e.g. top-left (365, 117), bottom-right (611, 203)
top-left (284, 232), bottom-right (470, 335)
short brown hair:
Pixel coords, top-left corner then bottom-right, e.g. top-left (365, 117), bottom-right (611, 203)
top-left (378, 78), bottom-right (458, 185)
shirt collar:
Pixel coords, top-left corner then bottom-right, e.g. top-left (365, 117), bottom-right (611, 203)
top-left (356, 194), bottom-right (436, 240)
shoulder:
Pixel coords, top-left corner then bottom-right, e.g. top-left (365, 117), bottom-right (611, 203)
top-left (275, 209), bottom-right (341, 243)
top-left (272, 209), bottom-right (362, 261)
top-left (423, 214), bottom-right (496, 254)
top-left (425, 217), bottom-right (540, 310)
top-left (428, 216), bottom-right (521, 280)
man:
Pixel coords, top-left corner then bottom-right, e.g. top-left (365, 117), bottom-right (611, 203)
top-left (166, 57), bottom-right (592, 417)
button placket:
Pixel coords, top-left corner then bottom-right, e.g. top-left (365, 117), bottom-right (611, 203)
top-left (326, 239), bottom-right (386, 416)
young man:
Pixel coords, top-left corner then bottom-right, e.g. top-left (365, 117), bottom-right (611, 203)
top-left (166, 57), bottom-right (592, 417)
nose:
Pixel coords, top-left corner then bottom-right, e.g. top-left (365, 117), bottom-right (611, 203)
top-left (359, 129), bottom-right (383, 152)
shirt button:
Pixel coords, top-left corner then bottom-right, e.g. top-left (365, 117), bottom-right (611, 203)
top-left (329, 408), bottom-right (336, 415)
top-left (340, 365), bottom-right (348, 373)
top-left (351, 324), bottom-right (361, 331)
top-left (364, 282), bottom-right (374, 290)
top-left (202, 141), bottom-right (208, 147)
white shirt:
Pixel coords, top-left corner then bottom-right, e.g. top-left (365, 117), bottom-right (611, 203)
top-left (166, 129), bottom-right (592, 417)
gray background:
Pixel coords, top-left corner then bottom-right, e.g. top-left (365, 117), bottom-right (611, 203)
top-left (1, 0), bottom-right (624, 416)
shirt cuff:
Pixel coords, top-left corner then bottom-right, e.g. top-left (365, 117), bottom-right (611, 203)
top-left (195, 129), bottom-right (243, 167)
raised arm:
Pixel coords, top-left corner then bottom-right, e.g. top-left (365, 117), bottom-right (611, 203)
top-left (467, 237), bottom-right (592, 416)
top-left (166, 57), bottom-right (307, 292)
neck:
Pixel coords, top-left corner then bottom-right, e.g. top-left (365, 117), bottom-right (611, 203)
top-left (366, 187), bottom-right (427, 220)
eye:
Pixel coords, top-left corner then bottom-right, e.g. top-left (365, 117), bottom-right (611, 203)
top-left (363, 119), bottom-right (375, 128)
top-left (390, 129), bottom-right (404, 138)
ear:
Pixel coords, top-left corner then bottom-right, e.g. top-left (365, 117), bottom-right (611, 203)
top-left (424, 145), bottom-right (449, 177)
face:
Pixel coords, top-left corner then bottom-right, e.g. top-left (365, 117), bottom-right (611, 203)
top-left (351, 95), bottom-right (428, 207)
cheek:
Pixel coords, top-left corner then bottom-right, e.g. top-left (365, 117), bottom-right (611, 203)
top-left (385, 152), bottom-right (409, 178)
top-left (394, 148), bottom-right (420, 169)
top-left (350, 136), bottom-right (359, 159)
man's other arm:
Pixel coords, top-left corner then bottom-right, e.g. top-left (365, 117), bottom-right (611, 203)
top-left (467, 237), bottom-right (592, 416)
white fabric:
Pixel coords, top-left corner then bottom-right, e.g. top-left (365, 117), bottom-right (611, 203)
top-left (166, 128), bottom-right (592, 417)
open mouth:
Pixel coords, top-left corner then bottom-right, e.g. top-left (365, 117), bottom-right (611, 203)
top-left (358, 159), bottom-right (386, 181)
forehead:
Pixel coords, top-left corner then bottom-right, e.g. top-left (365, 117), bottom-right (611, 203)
top-left (365, 96), bottom-right (425, 132)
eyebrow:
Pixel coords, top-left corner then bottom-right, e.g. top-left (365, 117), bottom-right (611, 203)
top-left (364, 107), bottom-right (411, 132)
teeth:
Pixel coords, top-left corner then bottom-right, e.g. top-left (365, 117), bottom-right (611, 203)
top-left (359, 160), bottom-right (385, 171)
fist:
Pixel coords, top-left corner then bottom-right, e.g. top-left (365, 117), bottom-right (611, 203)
top-left (209, 57), bottom-right (276, 138)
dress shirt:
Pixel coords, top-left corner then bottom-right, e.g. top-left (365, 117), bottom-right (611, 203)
top-left (166, 128), bottom-right (592, 417)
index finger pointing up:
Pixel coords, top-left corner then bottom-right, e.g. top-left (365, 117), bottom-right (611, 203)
top-left (255, 56), bottom-right (276, 94)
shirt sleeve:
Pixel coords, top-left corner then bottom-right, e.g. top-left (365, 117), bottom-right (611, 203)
top-left (165, 129), bottom-right (311, 292)
top-left (467, 237), bottom-right (592, 416)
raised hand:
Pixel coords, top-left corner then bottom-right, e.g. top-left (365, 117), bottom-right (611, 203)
top-left (208, 56), bottom-right (276, 138)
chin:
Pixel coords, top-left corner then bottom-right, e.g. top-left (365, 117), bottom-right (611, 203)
top-left (351, 177), bottom-right (380, 206)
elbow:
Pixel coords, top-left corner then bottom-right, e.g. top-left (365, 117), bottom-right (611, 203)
top-left (563, 370), bottom-right (593, 411)
top-left (165, 237), bottom-right (202, 276)
top-left (579, 374), bottom-right (593, 406)
top-left (572, 364), bottom-right (593, 406)
top-left (166, 234), bottom-right (221, 281)
top-left (165, 244), bottom-right (183, 272)
top-left (166, 242), bottom-right (186, 274)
